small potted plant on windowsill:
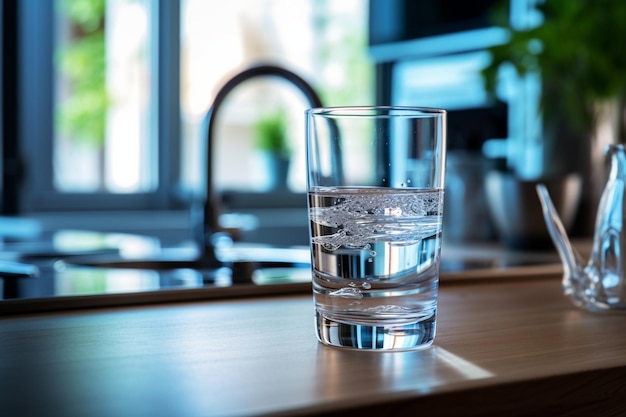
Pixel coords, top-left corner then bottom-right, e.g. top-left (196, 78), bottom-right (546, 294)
top-left (253, 107), bottom-right (291, 191)
top-left (481, 0), bottom-right (626, 246)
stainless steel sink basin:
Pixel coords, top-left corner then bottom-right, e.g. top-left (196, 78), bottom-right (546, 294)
top-left (62, 254), bottom-right (204, 270)
top-left (63, 243), bottom-right (309, 267)
top-left (58, 244), bottom-right (312, 285)
top-left (0, 230), bottom-right (314, 314)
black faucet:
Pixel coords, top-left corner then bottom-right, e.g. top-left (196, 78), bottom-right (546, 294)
top-left (194, 64), bottom-right (324, 267)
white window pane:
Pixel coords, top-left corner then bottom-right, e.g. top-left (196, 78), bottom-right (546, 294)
top-left (179, 0), bottom-right (373, 196)
top-left (54, 0), bottom-right (155, 193)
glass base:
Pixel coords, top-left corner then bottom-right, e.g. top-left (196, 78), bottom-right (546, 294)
top-left (315, 311), bottom-right (436, 351)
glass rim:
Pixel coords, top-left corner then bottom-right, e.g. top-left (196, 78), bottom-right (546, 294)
top-left (305, 105), bottom-right (446, 117)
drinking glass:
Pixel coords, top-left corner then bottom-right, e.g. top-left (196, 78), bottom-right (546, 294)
top-left (305, 106), bottom-right (447, 350)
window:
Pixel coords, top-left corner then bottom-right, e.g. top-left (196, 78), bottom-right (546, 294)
top-left (11, 0), bottom-right (372, 214)
top-left (55, 0), bottom-right (155, 194)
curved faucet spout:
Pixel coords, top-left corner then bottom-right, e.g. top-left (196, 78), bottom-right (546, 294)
top-left (196, 64), bottom-right (324, 265)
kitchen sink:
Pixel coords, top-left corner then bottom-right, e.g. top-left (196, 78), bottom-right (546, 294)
top-left (0, 226), bottom-right (566, 315)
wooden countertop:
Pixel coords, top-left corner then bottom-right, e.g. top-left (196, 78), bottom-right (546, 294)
top-left (1, 272), bottom-right (626, 417)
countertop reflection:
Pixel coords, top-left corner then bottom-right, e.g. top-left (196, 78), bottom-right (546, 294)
top-left (0, 229), bottom-right (568, 315)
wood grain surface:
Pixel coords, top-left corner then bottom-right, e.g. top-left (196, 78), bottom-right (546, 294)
top-left (1, 275), bottom-right (625, 416)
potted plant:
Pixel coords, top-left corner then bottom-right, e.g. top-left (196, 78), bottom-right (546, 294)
top-left (481, 0), bottom-right (626, 245)
top-left (253, 107), bottom-right (291, 190)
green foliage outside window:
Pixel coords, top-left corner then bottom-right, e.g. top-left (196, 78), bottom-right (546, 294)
top-left (315, 0), bottom-right (372, 107)
top-left (56, 0), bottom-right (108, 147)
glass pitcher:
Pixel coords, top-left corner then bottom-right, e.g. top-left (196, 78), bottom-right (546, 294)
top-left (537, 144), bottom-right (626, 311)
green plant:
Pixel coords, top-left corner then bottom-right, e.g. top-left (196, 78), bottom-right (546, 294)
top-left (253, 109), bottom-right (290, 158)
top-left (56, 0), bottom-right (108, 147)
top-left (482, 0), bottom-right (626, 142)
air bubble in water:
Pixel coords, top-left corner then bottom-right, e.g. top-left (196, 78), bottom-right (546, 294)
top-left (330, 287), bottom-right (363, 299)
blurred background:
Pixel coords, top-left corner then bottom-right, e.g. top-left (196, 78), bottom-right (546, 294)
top-left (2, 0), bottom-right (621, 249)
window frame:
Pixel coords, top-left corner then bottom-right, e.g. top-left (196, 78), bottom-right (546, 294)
top-left (15, 0), bottom-right (184, 213)
top-left (9, 0), bottom-right (373, 216)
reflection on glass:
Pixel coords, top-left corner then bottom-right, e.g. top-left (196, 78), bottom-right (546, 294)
top-left (54, 267), bottom-right (208, 296)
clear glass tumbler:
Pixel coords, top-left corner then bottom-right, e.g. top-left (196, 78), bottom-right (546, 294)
top-left (305, 106), bottom-right (447, 350)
